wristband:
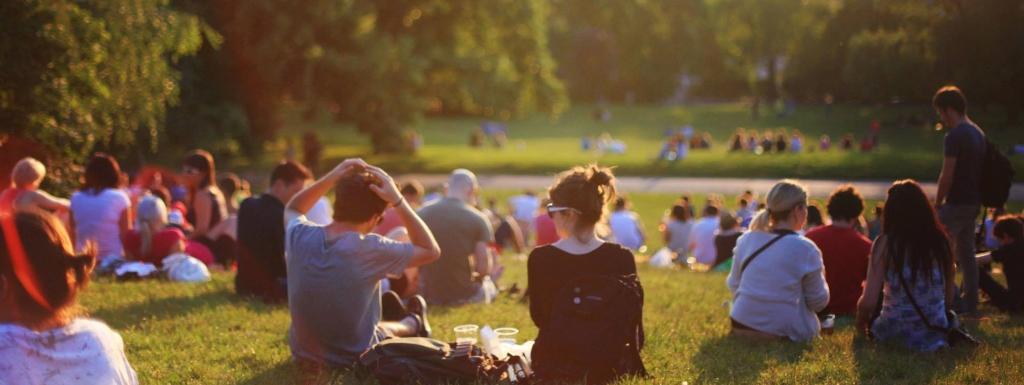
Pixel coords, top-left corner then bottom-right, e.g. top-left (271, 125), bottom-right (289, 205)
top-left (392, 197), bottom-right (405, 207)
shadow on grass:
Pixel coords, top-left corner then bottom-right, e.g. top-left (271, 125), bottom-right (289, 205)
top-left (239, 360), bottom-right (387, 385)
top-left (91, 288), bottom-right (283, 330)
top-left (850, 333), bottom-right (972, 384)
top-left (692, 334), bottom-right (811, 384)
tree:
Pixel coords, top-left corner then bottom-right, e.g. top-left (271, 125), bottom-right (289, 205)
top-left (0, 0), bottom-right (204, 187)
top-left (187, 0), bottom-right (567, 154)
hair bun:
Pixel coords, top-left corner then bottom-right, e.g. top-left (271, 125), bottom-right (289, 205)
top-left (587, 165), bottom-right (614, 187)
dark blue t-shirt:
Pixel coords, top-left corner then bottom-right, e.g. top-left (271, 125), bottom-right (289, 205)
top-left (943, 121), bottom-right (985, 205)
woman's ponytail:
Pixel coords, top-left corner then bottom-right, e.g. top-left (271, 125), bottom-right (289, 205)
top-left (749, 209), bottom-right (772, 232)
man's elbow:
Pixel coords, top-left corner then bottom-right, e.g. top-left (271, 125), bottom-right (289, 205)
top-left (427, 246), bottom-right (441, 262)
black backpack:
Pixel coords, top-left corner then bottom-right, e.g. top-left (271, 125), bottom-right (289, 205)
top-left (359, 337), bottom-right (510, 385)
top-left (980, 139), bottom-right (1015, 208)
top-left (532, 274), bottom-right (648, 385)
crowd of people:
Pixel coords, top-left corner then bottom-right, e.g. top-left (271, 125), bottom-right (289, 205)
top-left (0, 85), bottom-right (1017, 384)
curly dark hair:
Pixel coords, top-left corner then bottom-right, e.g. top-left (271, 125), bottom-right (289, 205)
top-left (825, 185), bottom-right (865, 222)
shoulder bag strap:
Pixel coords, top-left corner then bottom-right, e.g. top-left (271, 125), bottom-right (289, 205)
top-left (739, 231), bottom-right (792, 275)
top-left (895, 269), bottom-right (948, 333)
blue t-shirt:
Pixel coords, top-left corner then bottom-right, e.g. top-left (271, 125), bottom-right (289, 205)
top-left (943, 121), bottom-right (985, 205)
top-left (284, 213), bottom-right (413, 367)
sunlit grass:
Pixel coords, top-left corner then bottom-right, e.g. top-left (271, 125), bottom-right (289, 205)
top-left (78, 191), bottom-right (1024, 384)
top-left (269, 103), bottom-right (1024, 181)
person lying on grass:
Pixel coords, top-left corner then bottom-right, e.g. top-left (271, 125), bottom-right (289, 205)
top-left (0, 210), bottom-right (138, 385)
top-left (284, 159), bottom-right (441, 369)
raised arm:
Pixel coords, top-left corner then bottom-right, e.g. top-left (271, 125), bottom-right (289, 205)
top-left (365, 166), bottom-right (440, 268)
top-left (27, 190), bottom-right (70, 212)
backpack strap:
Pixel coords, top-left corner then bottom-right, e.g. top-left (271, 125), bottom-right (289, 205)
top-left (739, 230), bottom-right (793, 275)
top-left (895, 269), bottom-right (949, 333)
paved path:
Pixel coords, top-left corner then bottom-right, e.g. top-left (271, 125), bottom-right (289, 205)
top-left (400, 173), bottom-right (1024, 201)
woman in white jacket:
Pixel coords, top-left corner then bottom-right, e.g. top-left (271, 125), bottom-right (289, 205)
top-left (727, 180), bottom-right (830, 341)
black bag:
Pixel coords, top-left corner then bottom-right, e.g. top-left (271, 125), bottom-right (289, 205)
top-left (358, 337), bottom-right (511, 385)
top-left (980, 139), bottom-right (1015, 208)
top-left (532, 274), bottom-right (647, 385)
top-left (896, 272), bottom-right (980, 347)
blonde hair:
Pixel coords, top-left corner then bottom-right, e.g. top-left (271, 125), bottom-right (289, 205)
top-left (749, 179), bottom-right (809, 232)
top-left (12, 157), bottom-right (45, 188)
top-left (135, 195), bottom-right (169, 257)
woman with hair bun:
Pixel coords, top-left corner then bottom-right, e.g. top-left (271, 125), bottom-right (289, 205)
top-left (727, 179), bottom-right (830, 341)
top-left (0, 210), bottom-right (138, 384)
top-left (528, 164), bottom-right (645, 384)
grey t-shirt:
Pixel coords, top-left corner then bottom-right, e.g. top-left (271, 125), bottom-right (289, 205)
top-left (944, 121), bottom-right (985, 205)
top-left (418, 198), bottom-right (494, 305)
top-left (284, 212), bottom-right (414, 367)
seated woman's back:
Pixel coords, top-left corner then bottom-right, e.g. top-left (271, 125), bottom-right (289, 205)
top-left (0, 209), bottom-right (137, 385)
top-left (528, 243), bottom-right (637, 327)
top-left (0, 319), bottom-right (137, 385)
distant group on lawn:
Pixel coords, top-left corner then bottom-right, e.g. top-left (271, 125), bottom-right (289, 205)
top-left (0, 85), bottom-right (1018, 384)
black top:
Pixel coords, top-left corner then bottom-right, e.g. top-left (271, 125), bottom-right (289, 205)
top-left (186, 189), bottom-right (225, 231)
top-left (993, 241), bottom-right (1024, 305)
top-left (713, 231), bottom-right (743, 268)
top-left (235, 194), bottom-right (286, 301)
top-left (527, 243), bottom-right (637, 328)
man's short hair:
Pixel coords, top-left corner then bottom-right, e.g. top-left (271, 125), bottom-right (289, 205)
top-left (448, 169), bottom-right (477, 196)
top-left (333, 170), bottom-right (388, 223)
top-left (933, 85), bottom-right (967, 115)
top-left (400, 180), bottom-right (424, 198)
top-left (826, 185), bottom-right (864, 222)
top-left (270, 161), bottom-right (312, 186)
top-left (994, 215), bottom-right (1024, 242)
top-left (703, 205), bottom-right (719, 217)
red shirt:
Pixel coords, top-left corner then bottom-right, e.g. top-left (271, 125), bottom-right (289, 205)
top-left (805, 225), bottom-right (871, 315)
top-left (123, 228), bottom-right (186, 266)
top-left (534, 213), bottom-right (560, 246)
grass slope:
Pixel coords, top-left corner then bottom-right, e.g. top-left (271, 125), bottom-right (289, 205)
top-left (78, 191), bottom-right (1024, 384)
top-left (271, 103), bottom-right (1024, 181)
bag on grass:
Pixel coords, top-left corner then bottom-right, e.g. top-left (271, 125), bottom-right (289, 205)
top-left (531, 274), bottom-right (647, 385)
top-left (162, 252), bottom-right (211, 282)
top-left (359, 337), bottom-right (516, 385)
top-left (648, 247), bottom-right (674, 268)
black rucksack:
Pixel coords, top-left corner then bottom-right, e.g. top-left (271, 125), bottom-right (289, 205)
top-left (531, 274), bottom-right (648, 385)
top-left (980, 139), bottom-right (1015, 208)
top-left (359, 337), bottom-right (509, 385)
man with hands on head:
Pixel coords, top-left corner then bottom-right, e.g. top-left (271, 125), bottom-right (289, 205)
top-left (283, 158), bottom-right (441, 369)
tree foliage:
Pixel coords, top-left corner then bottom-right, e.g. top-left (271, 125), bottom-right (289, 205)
top-left (0, 0), bottom-right (204, 175)
top-left (185, 0), bottom-right (567, 154)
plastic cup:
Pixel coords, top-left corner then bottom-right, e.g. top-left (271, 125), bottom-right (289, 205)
top-left (453, 324), bottom-right (479, 345)
top-left (494, 327), bottom-right (519, 345)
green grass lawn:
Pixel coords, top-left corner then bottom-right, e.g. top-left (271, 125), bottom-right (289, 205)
top-left (78, 191), bottom-right (1024, 384)
top-left (268, 103), bottom-right (1024, 181)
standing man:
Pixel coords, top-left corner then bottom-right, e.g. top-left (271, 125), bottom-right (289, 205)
top-left (419, 169), bottom-right (497, 306)
top-left (933, 85), bottom-right (985, 316)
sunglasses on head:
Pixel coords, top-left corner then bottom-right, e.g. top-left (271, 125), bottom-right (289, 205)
top-left (546, 204), bottom-right (579, 219)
